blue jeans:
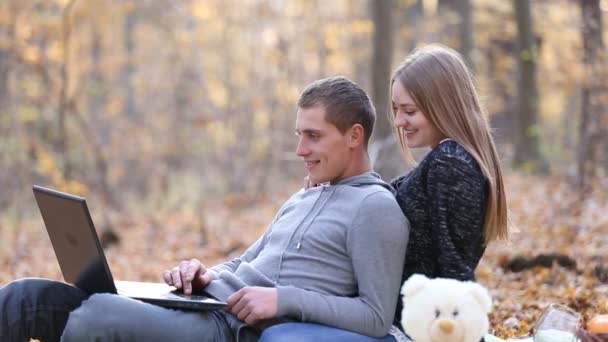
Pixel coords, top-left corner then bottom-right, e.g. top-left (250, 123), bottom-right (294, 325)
top-left (0, 278), bottom-right (88, 342)
top-left (62, 293), bottom-right (254, 342)
top-left (0, 278), bottom-right (257, 342)
top-left (259, 323), bottom-right (397, 342)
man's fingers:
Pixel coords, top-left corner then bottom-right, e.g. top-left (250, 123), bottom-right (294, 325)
top-left (244, 311), bottom-right (260, 326)
top-left (179, 260), bottom-right (190, 275)
top-left (236, 303), bottom-right (252, 322)
top-left (178, 260), bottom-right (197, 294)
top-left (162, 270), bottom-right (172, 286)
top-left (171, 266), bottom-right (182, 288)
top-left (183, 279), bottom-right (192, 295)
top-left (165, 259), bottom-right (210, 294)
top-left (187, 259), bottom-right (203, 280)
top-left (226, 289), bottom-right (243, 309)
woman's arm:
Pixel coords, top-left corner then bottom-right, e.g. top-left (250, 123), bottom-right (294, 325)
top-left (425, 153), bottom-right (486, 280)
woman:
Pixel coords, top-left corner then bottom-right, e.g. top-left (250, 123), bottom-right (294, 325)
top-left (259, 44), bottom-right (509, 342)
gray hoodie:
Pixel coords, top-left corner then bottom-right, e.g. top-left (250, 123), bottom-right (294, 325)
top-left (205, 172), bottom-right (409, 338)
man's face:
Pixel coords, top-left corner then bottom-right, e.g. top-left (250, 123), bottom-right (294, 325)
top-left (295, 105), bottom-right (353, 185)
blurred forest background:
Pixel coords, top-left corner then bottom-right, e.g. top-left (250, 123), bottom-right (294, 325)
top-left (1, 0), bottom-right (607, 338)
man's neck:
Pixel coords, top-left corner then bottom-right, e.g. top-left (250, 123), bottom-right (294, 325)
top-left (331, 153), bottom-right (372, 184)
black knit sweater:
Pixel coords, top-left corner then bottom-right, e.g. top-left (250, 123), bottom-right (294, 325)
top-left (391, 139), bottom-right (488, 328)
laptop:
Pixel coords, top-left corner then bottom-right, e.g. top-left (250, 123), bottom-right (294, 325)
top-left (32, 185), bottom-right (227, 311)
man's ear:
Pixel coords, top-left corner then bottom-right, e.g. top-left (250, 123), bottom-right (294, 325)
top-left (348, 124), bottom-right (365, 148)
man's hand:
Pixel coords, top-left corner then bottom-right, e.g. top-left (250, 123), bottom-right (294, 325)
top-left (162, 259), bottom-right (213, 295)
top-left (226, 287), bottom-right (278, 325)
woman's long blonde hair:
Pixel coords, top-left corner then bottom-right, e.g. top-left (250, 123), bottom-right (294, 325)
top-left (391, 44), bottom-right (508, 243)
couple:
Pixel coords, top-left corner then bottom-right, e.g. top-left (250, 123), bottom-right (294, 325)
top-left (0, 44), bottom-right (508, 342)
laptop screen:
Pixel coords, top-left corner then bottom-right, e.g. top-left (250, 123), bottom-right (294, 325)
top-left (33, 185), bottom-right (117, 295)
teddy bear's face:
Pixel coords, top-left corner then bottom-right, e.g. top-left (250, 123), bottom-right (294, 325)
top-left (416, 292), bottom-right (484, 342)
top-left (401, 275), bottom-right (492, 342)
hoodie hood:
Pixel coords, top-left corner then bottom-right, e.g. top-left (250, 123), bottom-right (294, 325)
top-left (334, 171), bottom-right (395, 194)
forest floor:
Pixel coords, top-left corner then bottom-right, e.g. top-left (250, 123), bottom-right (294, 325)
top-left (1, 172), bottom-right (607, 339)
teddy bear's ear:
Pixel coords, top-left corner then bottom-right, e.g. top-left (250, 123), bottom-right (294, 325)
top-left (401, 274), bottom-right (430, 298)
top-left (468, 282), bottom-right (492, 313)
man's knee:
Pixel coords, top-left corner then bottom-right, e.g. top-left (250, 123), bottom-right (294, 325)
top-left (0, 278), bottom-right (87, 341)
top-left (1, 278), bottom-right (86, 312)
top-left (2, 278), bottom-right (65, 299)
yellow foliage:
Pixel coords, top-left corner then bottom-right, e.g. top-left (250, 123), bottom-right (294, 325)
top-left (18, 105), bottom-right (39, 124)
top-left (324, 24), bottom-right (341, 51)
top-left (351, 19), bottom-right (373, 34)
top-left (275, 81), bottom-right (299, 104)
top-left (254, 111), bottom-right (269, 132)
top-left (105, 97), bottom-right (123, 115)
top-left (46, 41), bottom-right (63, 63)
top-left (598, 299), bottom-right (608, 314)
top-left (21, 45), bottom-right (41, 64)
top-left (192, 3), bottom-right (217, 19)
top-left (539, 94), bottom-right (565, 122)
top-left (57, 179), bottom-right (88, 196)
top-left (206, 121), bottom-right (235, 148)
top-left (328, 54), bottom-right (349, 73)
top-left (209, 85), bottom-right (227, 108)
top-left (35, 146), bottom-right (88, 196)
top-left (422, 0), bottom-right (438, 16)
top-left (37, 149), bottom-right (60, 180)
top-left (0, 8), bottom-right (9, 27)
top-left (232, 64), bottom-right (249, 86)
top-left (16, 22), bottom-right (33, 41)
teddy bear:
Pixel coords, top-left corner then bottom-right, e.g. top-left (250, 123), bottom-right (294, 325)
top-left (400, 274), bottom-right (493, 342)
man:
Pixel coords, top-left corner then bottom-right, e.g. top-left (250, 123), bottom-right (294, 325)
top-left (0, 76), bottom-right (409, 342)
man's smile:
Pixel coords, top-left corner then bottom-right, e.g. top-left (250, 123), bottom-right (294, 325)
top-left (304, 160), bottom-right (320, 169)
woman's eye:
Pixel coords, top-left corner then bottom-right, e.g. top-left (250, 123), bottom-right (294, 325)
top-left (405, 111), bottom-right (416, 116)
top-left (435, 309), bottom-right (440, 318)
top-left (453, 309), bottom-right (459, 317)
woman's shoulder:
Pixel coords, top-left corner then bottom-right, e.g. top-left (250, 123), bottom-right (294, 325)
top-left (423, 140), bottom-right (484, 180)
top-left (427, 140), bottom-right (478, 168)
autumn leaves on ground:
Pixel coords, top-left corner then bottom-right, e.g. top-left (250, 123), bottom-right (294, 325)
top-left (1, 173), bottom-right (607, 339)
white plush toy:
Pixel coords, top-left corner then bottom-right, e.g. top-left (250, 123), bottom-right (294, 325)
top-left (400, 274), bottom-right (493, 342)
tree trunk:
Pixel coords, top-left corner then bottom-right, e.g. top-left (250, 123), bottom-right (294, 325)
top-left (371, 0), bottom-right (394, 140)
top-left (577, 0), bottom-right (606, 191)
top-left (123, 6), bottom-right (137, 121)
top-left (0, 47), bottom-right (9, 112)
top-left (0, 54), bottom-right (10, 120)
top-left (369, 0), bottom-right (402, 180)
top-left (402, 0), bottom-right (424, 52)
top-left (512, 0), bottom-right (546, 172)
top-left (58, 0), bottom-right (78, 180)
top-left (457, 0), bottom-right (474, 69)
top-left (86, 25), bottom-right (119, 211)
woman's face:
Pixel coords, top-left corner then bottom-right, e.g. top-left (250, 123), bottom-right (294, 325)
top-left (391, 80), bottom-right (445, 149)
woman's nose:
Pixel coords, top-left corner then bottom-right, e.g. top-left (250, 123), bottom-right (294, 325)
top-left (393, 113), bottom-right (407, 128)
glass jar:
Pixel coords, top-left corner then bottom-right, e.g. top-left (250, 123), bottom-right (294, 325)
top-left (533, 304), bottom-right (581, 342)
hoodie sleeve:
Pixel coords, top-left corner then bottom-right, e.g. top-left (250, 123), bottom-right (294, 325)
top-left (275, 191), bottom-right (409, 337)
